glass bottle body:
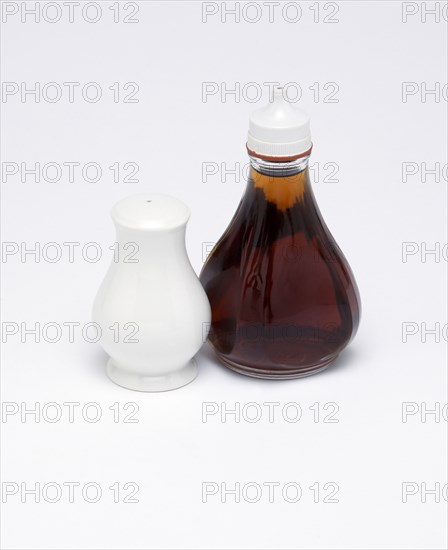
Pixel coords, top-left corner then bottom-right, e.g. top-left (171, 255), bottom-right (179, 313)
top-left (200, 156), bottom-right (360, 378)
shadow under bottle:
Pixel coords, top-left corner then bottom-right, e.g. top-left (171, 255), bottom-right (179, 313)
top-left (200, 156), bottom-right (361, 379)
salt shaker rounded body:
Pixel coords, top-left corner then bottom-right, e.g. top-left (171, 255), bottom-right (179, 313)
top-left (93, 193), bottom-right (211, 391)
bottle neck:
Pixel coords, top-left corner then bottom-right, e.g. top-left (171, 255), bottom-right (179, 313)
top-left (248, 154), bottom-right (310, 177)
top-left (247, 155), bottom-right (311, 211)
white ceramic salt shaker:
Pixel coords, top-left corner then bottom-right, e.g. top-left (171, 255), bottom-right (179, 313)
top-left (92, 193), bottom-right (211, 392)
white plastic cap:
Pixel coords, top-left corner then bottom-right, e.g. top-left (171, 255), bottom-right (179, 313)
top-left (247, 87), bottom-right (312, 159)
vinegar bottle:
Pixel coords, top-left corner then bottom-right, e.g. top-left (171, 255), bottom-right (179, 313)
top-left (200, 87), bottom-right (360, 379)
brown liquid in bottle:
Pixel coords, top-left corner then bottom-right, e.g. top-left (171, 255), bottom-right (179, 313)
top-left (200, 163), bottom-right (360, 378)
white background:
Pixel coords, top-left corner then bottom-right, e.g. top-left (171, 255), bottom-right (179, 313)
top-left (1, 1), bottom-right (447, 549)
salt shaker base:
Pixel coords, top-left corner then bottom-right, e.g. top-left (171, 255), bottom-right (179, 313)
top-left (106, 358), bottom-right (198, 392)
